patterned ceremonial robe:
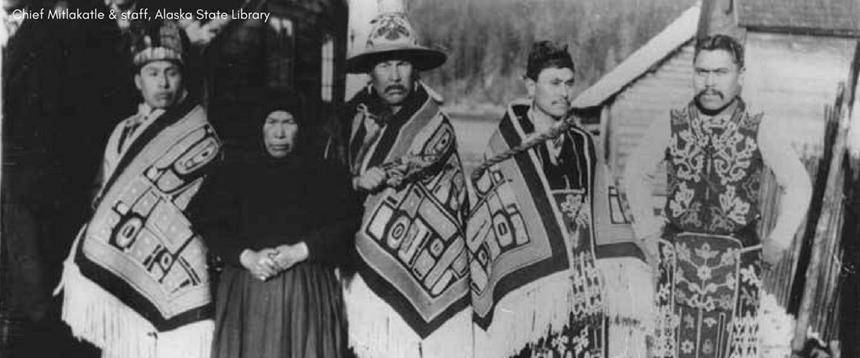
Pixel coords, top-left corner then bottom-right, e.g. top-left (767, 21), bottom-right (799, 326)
top-left (653, 99), bottom-right (763, 358)
top-left (469, 100), bottom-right (652, 358)
top-left (58, 99), bottom-right (221, 358)
top-left (342, 84), bottom-right (472, 358)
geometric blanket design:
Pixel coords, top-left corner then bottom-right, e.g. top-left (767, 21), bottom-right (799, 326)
top-left (467, 103), bottom-right (605, 357)
top-left (76, 101), bottom-right (220, 330)
top-left (355, 94), bottom-right (470, 338)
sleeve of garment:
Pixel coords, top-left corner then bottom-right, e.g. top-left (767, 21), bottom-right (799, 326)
top-left (187, 161), bottom-right (248, 266)
top-left (302, 161), bottom-right (363, 267)
top-left (100, 120), bottom-right (125, 185)
top-left (89, 121), bottom-right (125, 210)
top-left (622, 116), bottom-right (671, 239)
top-left (758, 116), bottom-right (813, 248)
top-left (89, 163), bottom-right (105, 207)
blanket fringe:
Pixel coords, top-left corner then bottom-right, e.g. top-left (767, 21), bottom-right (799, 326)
top-left (596, 257), bottom-right (655, 358)
top-left (758, 291), bottom-right (793, 357)
top-left (59, 260), bottom-right (213, 358)
top-left (344, 274), bottom-right (473, 358)
top-left (473, 271), bottom-right (576, 358)
top-left (473, 258), bottom-right (655, 358)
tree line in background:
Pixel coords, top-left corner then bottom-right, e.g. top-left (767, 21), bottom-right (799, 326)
top-left (406, 0), bottom-right (697, 110)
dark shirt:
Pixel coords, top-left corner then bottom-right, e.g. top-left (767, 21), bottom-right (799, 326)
top-left (512, 106), bottom-right (593, 192)
top-left (189, 152), bottom-right (362, 268)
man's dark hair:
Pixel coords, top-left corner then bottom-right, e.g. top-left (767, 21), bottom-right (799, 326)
top-left (695, 34), bottom-right (744, 69)
top-left (526, 41), bottom-right (575, 80)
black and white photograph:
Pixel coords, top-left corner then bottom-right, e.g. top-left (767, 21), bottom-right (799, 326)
top-left (1, 0), bottom-right (859, 357)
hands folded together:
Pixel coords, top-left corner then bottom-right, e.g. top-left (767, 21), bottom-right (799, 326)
top-left (240, 243), bottom-right (310, 281)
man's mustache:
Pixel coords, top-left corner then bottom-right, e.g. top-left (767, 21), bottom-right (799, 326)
top-left (697, 89), bottom-right (724, 100)
top-left (385, 85), bottom-right (408, 94)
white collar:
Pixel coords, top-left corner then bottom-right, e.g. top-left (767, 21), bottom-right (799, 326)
top-left (134, 102), bottom-right (164, 122)
top-left (134, 90), bottom-right (188, 122)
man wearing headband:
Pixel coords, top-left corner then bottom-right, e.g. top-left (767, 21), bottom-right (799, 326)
top-left (468, 40), bottom-right (652, 358)
top-left (336, 7), bottom-right (472, 358)
top-left (624, 34), bottom-right (812, 357)
top-left (57, 20), bottom-right (220, 358)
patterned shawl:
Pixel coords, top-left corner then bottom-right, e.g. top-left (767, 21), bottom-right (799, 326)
top-left (60, 99), bottom-right (220, 358)
top-left (345, 85), bottom-right (472, 358)
top-left (468, 100), bottom-right (650, 358)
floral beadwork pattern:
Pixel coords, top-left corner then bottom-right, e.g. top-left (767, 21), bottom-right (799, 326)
top-left (668, 129), bottom-right (705, 182)
top-left (509, 191), bottom-right (607, 358)
top-left (673, 241), bottom-right (739, 312)
top-left (570, 251), bottom-right (604, 319)
top-left (560, 193), bottom-right (584, 220)
top-left (665, 102), bottom-right (763, 235)
top-left (518, 318), bottom-right (606, 358)
top-left (653, 233), bottom-right (761, 358)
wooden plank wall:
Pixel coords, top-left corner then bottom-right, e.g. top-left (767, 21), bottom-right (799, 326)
top-left (607, 40), bottom-right (695, 189)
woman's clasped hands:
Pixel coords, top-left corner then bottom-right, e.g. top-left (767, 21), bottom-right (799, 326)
top-left (239, 243), bottom-right (310, 281)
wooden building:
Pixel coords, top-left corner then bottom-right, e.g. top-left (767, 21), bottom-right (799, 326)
top-left (573, 0), bottom-right (860, 184)
top-left (572, 0), bottom-right (860, 354)
top-left (571, 5), bottom-right (700, 187)
top-left (205, 0), bottom-right (349, 153)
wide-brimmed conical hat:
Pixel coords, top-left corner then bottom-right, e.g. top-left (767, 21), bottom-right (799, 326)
top-left (347, 11), bottom-right (446, 73)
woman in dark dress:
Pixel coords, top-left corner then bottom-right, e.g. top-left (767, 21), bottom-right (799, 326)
top-left (190, 92), bottom-right (360, 358)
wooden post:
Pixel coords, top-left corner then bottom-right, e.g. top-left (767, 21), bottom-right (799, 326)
top-left (0, 8), bottom-right (5, 351)
top-left (791, 84), bottom-right (851, 355)
top-left (0, 4), bottom-right (5, 329)
top-left (696, 0), bottom-right (743, 40)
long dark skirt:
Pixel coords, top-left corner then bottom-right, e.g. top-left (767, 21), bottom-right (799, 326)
top-left (212, 263), bottom-right (346, 358)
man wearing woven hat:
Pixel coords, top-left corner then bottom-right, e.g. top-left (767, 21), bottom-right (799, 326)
top-left (467, 40), bottom-right (653, 358)
top-left (56, 20), bottom-right (220, 358)
top-left (337, 7), bottom-right (472, 358)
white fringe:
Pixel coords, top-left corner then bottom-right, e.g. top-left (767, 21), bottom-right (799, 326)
top-left (343, 258), bottom-right (654, 358)
top-left (758, 291), bottom-right (793, 358)
top-left (58, 260), bottom-right (213, 358)
top-left (473, 271), bottom-right (576, 358)
top-left (344, 274), bottom-right (473, 358)
top-left (596, 257), bottom-right (655, 358)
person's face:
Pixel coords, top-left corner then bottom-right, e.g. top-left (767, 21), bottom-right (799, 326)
top-left (526, 66), bottom-right (575, 120)
top-left (134, 60), bottom-right (183, 109)
top-left (693, 49), bottom-right (744, 112)
top-left (370, 59), bottom-right (415, 106)
top-left (263, 110), bottom-right (299, 158)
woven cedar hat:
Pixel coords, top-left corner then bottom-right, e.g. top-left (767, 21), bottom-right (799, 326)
top-left (131, 20), bottom-right (187, 67)
top-left (346, 1), bottom-right (446, 73)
